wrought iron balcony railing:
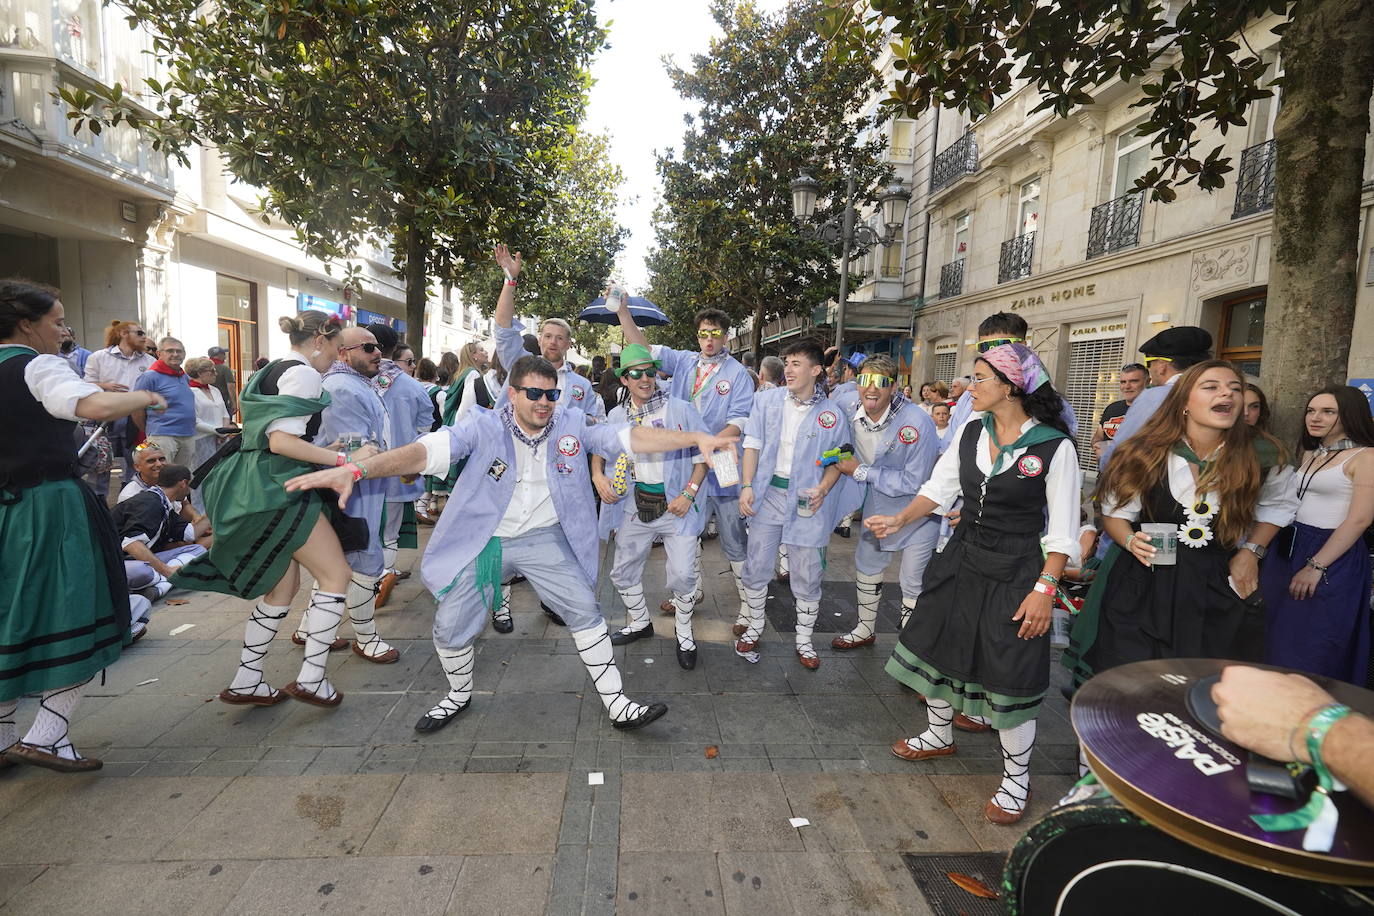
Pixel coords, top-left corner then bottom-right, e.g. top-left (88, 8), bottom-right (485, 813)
top-left (939, 259), bottom-right (965, 298)
top-left (998, 231), bottom-right (1035, 283)
top-left (1086, 192), bottom-right (1144, 258)
top-left (930, 129), bottom-right (979, 193)
top-left (1232, 138), bottom-right (1276, 219)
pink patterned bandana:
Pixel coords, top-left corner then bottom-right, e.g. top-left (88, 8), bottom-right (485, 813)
top-left (978, 343), bottom-right (1052, 394)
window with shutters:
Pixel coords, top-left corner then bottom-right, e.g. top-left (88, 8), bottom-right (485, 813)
top-left (1063, 333), bottom-right (1126, 471)
top-left (932, 345), bottom-right (958, 385)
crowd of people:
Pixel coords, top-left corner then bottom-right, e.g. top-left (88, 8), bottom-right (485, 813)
top-left (1, 258), bottom-right (1371, 834)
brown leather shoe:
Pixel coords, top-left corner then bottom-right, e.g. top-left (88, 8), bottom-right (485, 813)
top-left (890, 738), bottom-right (957, 761)
top-left (731, 623), bottom-right (747, 637)
top-left (352, 642), bottom-right (400, 664)
top-left (283, 681), bottom-right (343, 708)
top-left (796, 651), bottom-right (820, 670)
top-left (218, 687), bottom-right (288, 707)
top-left (954, 713), bottom-right (992, 733)
top-left (6, 742), bottom-right (102, 772)
top-left (375, 572), bottom-right (397, 609)
top-left (291, 633), bottom-right (349, 651)
top-left (831, 634), bottom-right (875, 650)
top-left (984, 791), bottom-right (1032, 825)
top-left (734, 638), bottom-right (759, 653)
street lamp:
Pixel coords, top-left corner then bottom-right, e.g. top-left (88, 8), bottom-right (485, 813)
top-left (790, 170), bottom-right (910, 351)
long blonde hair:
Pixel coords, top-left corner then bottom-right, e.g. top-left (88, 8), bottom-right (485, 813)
top-left (454, 341), bottom-right (485, 379)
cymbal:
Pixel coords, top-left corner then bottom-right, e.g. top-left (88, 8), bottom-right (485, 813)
top-left (1072, 658), bottom-right (1374, 886)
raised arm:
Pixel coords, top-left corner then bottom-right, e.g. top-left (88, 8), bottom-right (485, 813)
top-left (612, 290), bottom-right (650, 349)
top-left (493, 244), bottom-right (523, 330)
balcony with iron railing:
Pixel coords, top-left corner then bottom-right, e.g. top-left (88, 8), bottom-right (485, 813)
top-left (998, 231), bottom-right (1035, 283)
top-left (1086, 192), bottom-right (1144, 259)
top-left (930, 129), bottom-right (978, 193)
top-left (1232, 139), bottom-right (1276, 219)
top-left (939, 258), bottom-right (965, 298)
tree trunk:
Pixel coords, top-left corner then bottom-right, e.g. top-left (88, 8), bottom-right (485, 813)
top-left (1260, 0), bottom-right (1374, 446)
top-left (403, 221), bottom-right (430, 354)
top-left (752, 297), bottom-right (766, 359)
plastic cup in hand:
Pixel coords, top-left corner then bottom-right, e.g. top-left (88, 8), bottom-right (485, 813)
top-left (1140, 523), bottom-right (1178, 566)
top-left (607, 288), bottom-right (624, 311)
top-left (340, 433), bottom-right (367, 456)
top-left (797, 487), bottom-right (818, 518)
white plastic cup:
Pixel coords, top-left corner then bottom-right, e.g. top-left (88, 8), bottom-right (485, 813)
top-left (797, 487), bottom-right (818, 518)
top-left (1140, 523), bottom-right (1178, 566)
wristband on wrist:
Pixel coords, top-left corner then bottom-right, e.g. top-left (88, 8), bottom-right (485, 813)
top-left (343, 463), bottom-right (365, 482)
top-left (1125, 531), bottom-right (1142, 551)
top-left (1032, 581), bottom-right (1056, 597)
top-left (1252, 703), bottom-right (1353, 847)
top-left (1038, 572), bottom-right (1060, 587)
top-left (335, 451), bottom-right (348, 467)
top-left (686, 481), bottom-right (700, 493)
top-left (740, 482), bottom-right (752, 489)
top-left (682, 491), bottom-right (695, 502)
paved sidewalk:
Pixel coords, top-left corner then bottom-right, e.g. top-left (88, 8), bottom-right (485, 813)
top-left (0, 527), bottom-right (1080, 914)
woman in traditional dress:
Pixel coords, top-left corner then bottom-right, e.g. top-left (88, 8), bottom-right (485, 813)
top-left (866, 343), bottom-right (1081, 825)
top-left (1261, 385), bottom-right (1373, 684)
top-left (1066, 361), bottom-right (1292, 688)
top-left (0, 280), bottom-right (167, 771)
top-left (172, 311), bottom-right (371, 708)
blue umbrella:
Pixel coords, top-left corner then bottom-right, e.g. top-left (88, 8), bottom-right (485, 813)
top-left (578, 295), bottom-right (670, 327)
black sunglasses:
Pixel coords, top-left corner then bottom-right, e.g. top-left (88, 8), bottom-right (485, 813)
top-left (513, 385), bottom-right (561, 402)
top-left (340, 342), bottom-right (381, 354)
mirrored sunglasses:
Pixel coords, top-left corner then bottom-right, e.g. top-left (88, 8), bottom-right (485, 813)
top-left (622, 368), bottom-right (655, 380)
top-left (514, 385), bottom-right (561, 402)
top-left (856, 373), bottom-right (894, 388)
top-left (976, 336), bottom-right (1023, 353)
top-left (697, 328), bottom-right (725, 339)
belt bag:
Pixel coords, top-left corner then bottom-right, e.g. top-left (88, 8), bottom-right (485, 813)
top-left (634, 486), bottom-right (668, 524)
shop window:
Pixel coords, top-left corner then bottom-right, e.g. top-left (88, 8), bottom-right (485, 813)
top-left (1219, 292), bottom-right (1265, 378)
top-left (1063, 330), bottom-right (1127, 470)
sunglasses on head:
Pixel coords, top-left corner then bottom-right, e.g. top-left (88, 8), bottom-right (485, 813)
top-left (1143, 355), bottom-right (1173, 365)
top-left (134, 442), bottom-right (162, 452)
top-left (340, 343), bottom-right (381, 354)
top-left (697, 328), bottom-right (725, 339)
top-left (976, 336), bottom-right (1023, 353)
top-left (514, 385), bottom-right (561, 402)
top-left (622, 367), bottom-right (655, 380)
top-left (1121, 363), bottom-right (1147, 373)
top-left (856, 372), bottom-right (894, 388)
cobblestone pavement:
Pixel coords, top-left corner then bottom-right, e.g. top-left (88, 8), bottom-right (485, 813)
top-left (0, 526), bottom-right (1080, 914)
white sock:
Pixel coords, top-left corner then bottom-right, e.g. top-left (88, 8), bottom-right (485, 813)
top-left (426, 644), bottom-right (475, 720)
top-left (493, 584), bottom-right (512, 625)
top-left (729, 559), bottom-right (748, 629)
top-left (347, 574), bottom-right (394, 658)
top-left (778, 545), bottom-right (789, 575)
top-left (0, 699), bottom-right (17, 750)
top-left (573, 626), bottom-right (648, 723)
top-left (847, 572), bottom-right (883, 642)
top-left (672, 591), bottom-right (696, 652)
top-left (294, 590), bottom-right (345, 699)
top-left (228, 600), bottom-right (290, 696)
top-left (291, 584), bottom-right (317, 643)
top-left (794, 598), bottom-right (819, 662)
top-left (21, 680), bottom-right (88, 761)
top-left (900, 696), bottom-right (955, 753)
top-left (740, 585), bottom-right (767, 645)
top-left (615, 584), bottom-right (651, 636)
top-left (994, 719), bottom-right (1036, 814)
top-left (900, 598), bottom-right (916, 630)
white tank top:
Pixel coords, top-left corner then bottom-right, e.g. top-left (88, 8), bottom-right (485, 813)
top-left (1294, 448), bottom-right (1362, 527)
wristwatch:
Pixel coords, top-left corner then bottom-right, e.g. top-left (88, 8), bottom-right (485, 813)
top-left (1239, 541), bottom-right (1267, 559)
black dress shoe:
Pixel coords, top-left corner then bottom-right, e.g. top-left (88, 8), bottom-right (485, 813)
top-left (414, 701), bottom-right (470, 733)
top-left (676, 646), bottom-right (698, 670)
top-left (541, 602), bottom-right (567, 626)
top-left (612, 702), bottom-right (668, 730)
top-left (492, 615), bottom-right (514, 634)
top-left (609, 624), bottom-right (653, 646)
top-left (511, 574), bottom-right (527, 584)
top-left (834, 524), bottom-right (851, 538)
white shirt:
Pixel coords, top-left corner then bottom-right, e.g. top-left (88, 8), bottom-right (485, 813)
top-left (453, 369), bottom-right (489, 421)
top-left (1102, 450), bottom-right (1298, 530)
top-left (265, 351), bottom-right (323, 438)
top-left (745, 396), bottom-right (813, 478)
top-left (851, 403), bottom-right (893, 466)
top-left (192, 385), bottom-right (230, 438)
top-left (918, 418), bottom-right (1082, 561)
top-left (18, 350), bottom-right (100, 421)
top-left (623, 400), bottom-right (706, 486)
top-left (84, 345), bottom-right (153, 391)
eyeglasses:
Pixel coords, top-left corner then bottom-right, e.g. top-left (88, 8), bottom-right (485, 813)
top-left (621, 367), bottom-right (655, 380)
top-left (396, 357), bottom-right (416, 366)
top-left (514, 385), bottom-right (561, 402)
top-left (856, 373), bottom-right (894, 388)
top-left (340, 343), bottom-right (381, 354)
top-left (969, 375), bottom-right (999, 387)
top-left (697, 328), bottom-right (725, 339)
top-left (1142, 355), bottom-right (1173, 365)
top-left (976, 337), bottom-right (1023, 353)
top-left (1121, 363), bottom-right (1147, 373)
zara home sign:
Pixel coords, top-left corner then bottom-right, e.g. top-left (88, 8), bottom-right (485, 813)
top-left (1009, 283), bottom-right (1097, 310)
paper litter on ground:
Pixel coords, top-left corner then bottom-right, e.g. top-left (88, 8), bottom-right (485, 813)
top-left (788, 817), bottom-right (811, 828)
top-left (136, 678), bottom-right (158, 687)
top-left (168, 624), bottom-right (196, 636)
top-left (588, 772), bottom-right (605, 786)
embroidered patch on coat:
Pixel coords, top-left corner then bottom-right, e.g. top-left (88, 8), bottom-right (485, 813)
top-left (817, 411), bottom-right (837, 429)
top-left (715, 379), bottom-right (732, 395)
top-left (570, 386), bottom-right (585, 400)
top-left (897, 425), bottom-right (918, 444)
top-left (486, 457), bottom-right (509, 481)
top-left (1017, 455), bottom-right (1044, 477)
top-left (557, 435), bottom-right (581, 457)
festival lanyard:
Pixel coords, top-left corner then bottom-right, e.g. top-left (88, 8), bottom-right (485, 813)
top-left (1296, 449), bottom-right (1346, 501)
top-left (690, 361), bottom-right (719, 401)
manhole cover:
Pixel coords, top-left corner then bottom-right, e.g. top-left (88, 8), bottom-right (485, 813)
top-left (901, 852), bottom-right (1007, 916)
top-left (764, 580), bottom-right (907, 634)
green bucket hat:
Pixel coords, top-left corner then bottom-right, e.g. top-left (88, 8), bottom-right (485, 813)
top-left (615, 343), bottom-right (662, 377)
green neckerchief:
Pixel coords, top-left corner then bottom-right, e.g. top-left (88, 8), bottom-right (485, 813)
top-left (238, 359), bottom-right (331, 452)
top-left (1172, 440), bottom-right (1214, 475)
top-left (1175, 436), bottom-right (1279, 473)
top-left (981, 413), bottom-right (1068, 476)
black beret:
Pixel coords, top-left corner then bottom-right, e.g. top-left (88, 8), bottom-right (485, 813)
top-left (363, 322), bottom-right (399, 351)
top-left (1140, 326), bottom-right (1212, 359)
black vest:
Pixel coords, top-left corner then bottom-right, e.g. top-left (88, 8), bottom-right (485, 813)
top-left (256, 358), bottom-right (324, 441)
top-left (957, 420), bottom-right (1064, 537)
top-left (0, 350), bottom-right (81, 497)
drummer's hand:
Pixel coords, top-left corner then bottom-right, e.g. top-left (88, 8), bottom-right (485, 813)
top-left (1012, 590), bottom-right (1053, 639)
top-left (1229, 549), bottom-right (1260, 599)
top-left (1125, 530), bottom-right (1156, 566)
top-left (284, 466), bottom-right (355, 510)
top-left (1212, 666), bottom-right (1335, 764)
